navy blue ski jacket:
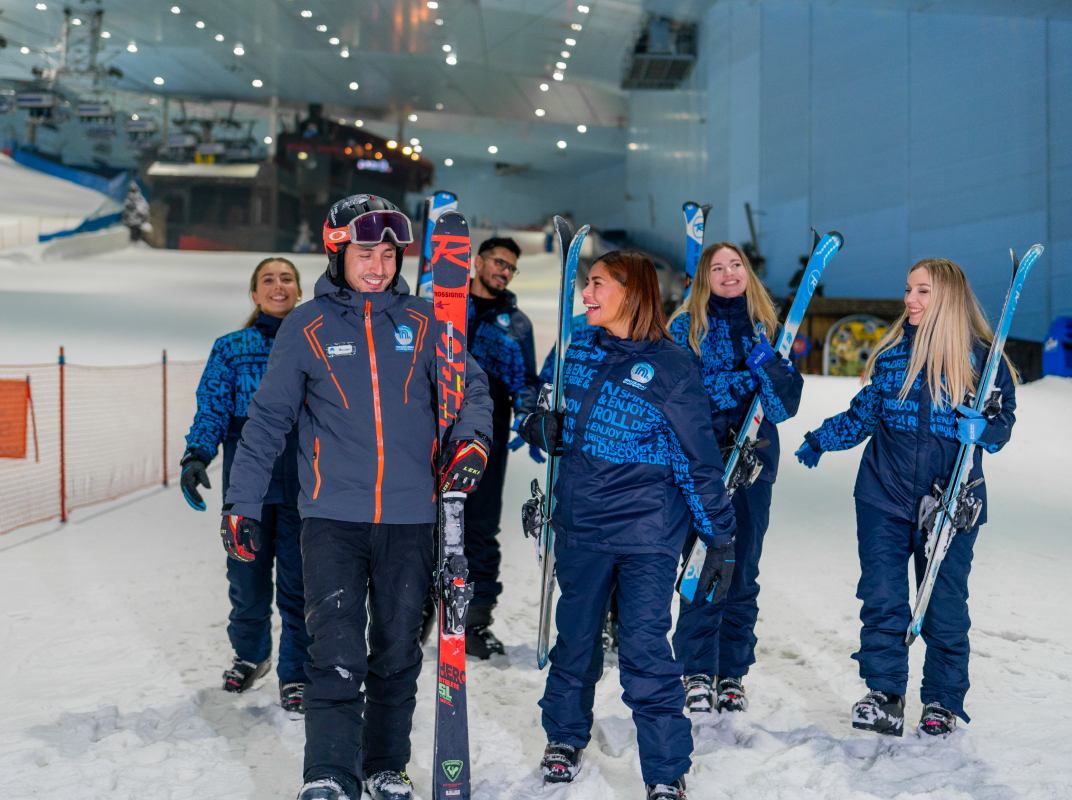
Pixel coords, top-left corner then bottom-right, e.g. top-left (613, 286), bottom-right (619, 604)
top-left (467, 289), bottom-right (540, 424)
top-left (807, 323), bottom-right (1016, 525)
top-left (551, 330), bottom-right (737, 557)
top-left (224, 274), bottom-right (494, 525)
top-left (668, 295), bottom-right (804, 484)
top-left (185, 312), bottom-right (299, 506)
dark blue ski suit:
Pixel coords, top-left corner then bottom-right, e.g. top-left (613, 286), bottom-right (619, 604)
top-left (668, 295), bottom-right (803, 680)
top-left (225, 274), bottom-right (493, 795)
top-left (540, 330), bottom-right (736, 786)
top-left (465, 289), bottom-right (540, 607)
top-left (807, 323), bottom-right (1016, 721)
top-left (185, 311), bottom-right (311, 685)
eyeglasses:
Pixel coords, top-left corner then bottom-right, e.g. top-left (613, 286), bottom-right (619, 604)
top-left (486, 256), bottom-right (519, 276)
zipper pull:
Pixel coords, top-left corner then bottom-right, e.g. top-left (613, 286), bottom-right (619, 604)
top-left (365, 300), bottom-right (371, 320)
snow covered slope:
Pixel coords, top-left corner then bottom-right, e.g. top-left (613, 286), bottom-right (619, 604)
top-left (0, 245), bottom-right (1069, 799)
top-left (0, 155), bottom-right (113, 248)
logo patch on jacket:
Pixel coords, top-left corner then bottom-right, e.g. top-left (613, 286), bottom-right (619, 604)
top-left (624, 362), bottom-right (655, 390)
top-left (497, 313), bottom-right (511, 329)
top-left (395, 325), bottom-right (415, 352)
top-left (326, 343), bottom-right (355, 357)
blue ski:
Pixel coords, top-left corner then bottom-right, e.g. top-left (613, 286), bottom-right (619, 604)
top-left (905, 244), bottom-right (1043, 644)
top-left (682, 201), bottom-right (712, 298)
top-left (418, 191), bottom-right (459, 299)
top-left (678, 229), bottom-right (844, 603)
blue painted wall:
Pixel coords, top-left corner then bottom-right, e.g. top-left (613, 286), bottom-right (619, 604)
top-left (625, 2), bottom-right (1070, 341)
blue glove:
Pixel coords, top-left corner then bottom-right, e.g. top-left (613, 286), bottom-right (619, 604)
top-left (746, 331), bottom-right (777, 374)
top-left (955, 404), bottom-right (988, 445)
top-left (507, 436), bottom-right (547, 463)
top-left (795, 434), bottom-right (823, 468)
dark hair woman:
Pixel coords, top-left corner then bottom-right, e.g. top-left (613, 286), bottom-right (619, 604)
top-left (519, 250), bottom-right (737, 800)
top-left (180, 257), bottom-right (312, 715)
top-left (667, 242), bottom-right (803, 717)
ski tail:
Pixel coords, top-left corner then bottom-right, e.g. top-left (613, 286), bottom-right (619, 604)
top-left (536, 216), bottom-right (590, 670)
top-left (905, 243), bottom-right (1042, 645)
top-left (682, 201), bottom-right (712, 299)
top-left (678, 229), bottom-right (844, 604)
top-left (419, 191), bottom-right (459, 299)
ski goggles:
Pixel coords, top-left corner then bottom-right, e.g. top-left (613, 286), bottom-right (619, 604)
top-left (323, 210), bottom-right (414, 250)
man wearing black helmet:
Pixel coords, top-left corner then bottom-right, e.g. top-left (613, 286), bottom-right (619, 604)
top-left (223, 195), bottom-right (494, 800)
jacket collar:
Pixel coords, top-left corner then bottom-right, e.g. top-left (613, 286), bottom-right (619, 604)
top-left (254, 311), bottom-right (284, 339)
top-left (470, 288), bottom-right (517, 316)
top-left (314, 272), bottom-right (411, 314)
top-left (706, 293), bottom-right (749, 322)
top-left (595, 328), bottom-right (657, 357)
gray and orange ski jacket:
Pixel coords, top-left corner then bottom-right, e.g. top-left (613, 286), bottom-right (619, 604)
top-left (225, 273), bottom-right (494, 525)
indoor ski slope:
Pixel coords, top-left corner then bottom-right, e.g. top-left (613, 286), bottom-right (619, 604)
top-left (0, 241), bottom-right (1069, 800)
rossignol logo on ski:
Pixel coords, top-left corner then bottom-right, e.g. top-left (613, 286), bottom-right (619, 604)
top-left (430, 234), bottom-right (471, 268)
top-left (624, 362), bottom-right (655, 390)
top-left (395, 325), bottom-right (415, 351)
top-left (441, 760), bottom-right (464, 782)
top-left (326, 343), bottom-right (355, 357)
top-left (686, 214), bottom-right (704, 243)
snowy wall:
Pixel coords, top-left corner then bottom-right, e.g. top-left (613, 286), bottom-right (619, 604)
top-left (624, 2), bottom-right (1072, 341)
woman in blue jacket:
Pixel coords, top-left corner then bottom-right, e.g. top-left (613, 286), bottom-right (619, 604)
top-left (520, 250), bottom-right (737, 800)
top-left (668, 242), bottom-right (803, 716)
top-left (796, 258), bottom-right (1016, 738)
top-left (180, 257), bottom-right (312, 715)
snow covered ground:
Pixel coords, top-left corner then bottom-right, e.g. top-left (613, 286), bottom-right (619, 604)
top-left (1, 241), bottom-right (1070, 799)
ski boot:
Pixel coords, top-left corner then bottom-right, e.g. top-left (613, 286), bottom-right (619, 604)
top-left (715, 676), bottom-right (748, 713)
top-left (646, 778), bottom-right (688, 799)
top-left (851, 690), bottom-right (905, 736)
top-left (365, 770), bottom-right (413, 800)
top-left (465, 605), bottom-right (505, 660)
top-left (682, 674), bottom-right (715, 713)
top-left (222, 656), bottom-right (270, 693)
top-left (540, 742), bottom-right (583, 784)
top-left (280, 681), bottom-right (305, 718)
top-left (918, 702), bottom-right (957, 738)
top-left (295, 778), bottom-right (352, 800)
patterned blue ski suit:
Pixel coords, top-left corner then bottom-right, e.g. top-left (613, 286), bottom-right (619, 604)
top-left (184, 311), bottom-right (310, 684)
top-left (807, 322), bottom-right (1016, 720)
top-left (669, 294), bottom-right (804, 680)
top-left (540, 329), bottom-right (736, 786)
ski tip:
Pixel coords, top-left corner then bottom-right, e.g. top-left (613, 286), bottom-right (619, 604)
top-left (810, 227), bottom-right (820, 254)
top-left (701, 203), bottom-right (712, 214)
top-left (827, 230), bottom-right (845, 250)
top-left (683, 201), bottom-right (698, 212)
top-left (438, 210), bottom-right (467, 227)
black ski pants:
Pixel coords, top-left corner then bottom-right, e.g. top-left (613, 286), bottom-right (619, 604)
top-left (301, 518), bottom-right (435, 796)
top-left (463, 416), bottom-right (510, 608)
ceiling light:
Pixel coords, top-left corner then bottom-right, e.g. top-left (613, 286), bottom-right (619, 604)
top-left (171, 6), bottom-right (181, 13)
top-left (427, 1), bottom-right (438, 7)
top-left (436, 103), bottom-right (443, 110)
top-left (301, 10), bottom-right (312, 17)
top-left (149, 98), bottom-right (158, 104)
top-left (577, 124), bottom-right (587, 132)
top-left (628, 142), bottom-right (639, 150)
top-left (442, 44), bottom-right (451, 52)
top-left (153, 77), bottom-right (164, 85)
top-left (233, 44), bottom-right (245, 55)
top-left (414, 145), bottom-right (422, 153)
top-left (535, 108), bottom-right (545, 116)
top-left (71, 18), bottom-right (81, 25)
top-left (264, 136), bottom-right (272, 144)
top-left (435, 18), bottom-right (443, 25)
top-left (445, 55), bottom-right (457, 65)
top-left (35, 2), bottom-right (46, 8)
top-left (557, 140), bottom-right (567, 148)
top-left (565, 38), bottom-right (576, 46)
top-left (20, 46), bottom-right (29, 54)
top-left (387, 140), bottom-right (398, 149)
top-left (195, 21), bottom-right (204, 28)
top-left (339, 119), bottom-right (346, 125)
top-left (571, 23), bottom-right (582, 30)
top-left (410, 138), bottom-right (420, 145)
top-left (341, 49), bottom-right (349, 57)
top-left (345, 147), bottom-right (353, 154)
top-left (553, 72), bottom-right (563, 80)
top-left (408, 113), bottom-right (418, 121)
top-left (488, 145), bottom-right (497, 154)
top-left (375, 151), bottom-right (382, 158)
top-left (215, 34), bottom-right (224, 41)
top-left (131, 114), bottom-right (139, 120)
top-left (101, 31), bottom-right (111, 38)
top-left (411, 153), bottom-right (419, 161)
top-left (317, 24), bottom-right (327, 32)
top-left (329, 37), bottom-right (339, 45)
top-left (539, 83), bottom-right (549, 91)
top-left (297, 151), bottom-right (308, 160)
top-left (556, 62), bottom-right (566, 69)
top-left (444, 158), bottom-right (453, 166)
top-left (349, 81), bottom-right (359, 90)
top-left (578, 5), bottom-right (590, 12)
top-left (127, 41), bottom-right (138, 52)
top-left (561, 51), bottom-right (570, 58)
top-left (356, 120), bottom-right (364, 127)
top-left (402, 146), bottom-right (413, 155)
top-left (252, 79), bottom-right (264, 87)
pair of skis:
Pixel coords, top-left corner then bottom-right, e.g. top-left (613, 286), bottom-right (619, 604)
top-left (905, 244), bottom-right (1043, 644)
top-left (522, 216), bottom-right (591, 670)
top-left (419, 191), bottom-right (459, 299)
top-left (677, 228), bottom-right (844, 603)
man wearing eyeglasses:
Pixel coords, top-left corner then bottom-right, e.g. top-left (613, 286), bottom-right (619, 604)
top-left (462, 236), bottom-right (542, 659)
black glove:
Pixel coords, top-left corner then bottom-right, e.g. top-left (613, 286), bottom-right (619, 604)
top-left (220, 507), bottom-right (261, 562)
top-left (697, 534), bottom-right (736, 604)
top-left (440, 438), bottom-right (489, 493)
top-left (180, 450), bottom-right (211, 511)
top-left (518, 409), bottom-right (564, 456)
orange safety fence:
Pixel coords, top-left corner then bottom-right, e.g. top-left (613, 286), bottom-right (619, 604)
top-left (0, 350), bottom-right (207, 535)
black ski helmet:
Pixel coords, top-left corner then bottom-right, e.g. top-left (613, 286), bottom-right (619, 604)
top-left (322, 194), bottom-right (411, 288)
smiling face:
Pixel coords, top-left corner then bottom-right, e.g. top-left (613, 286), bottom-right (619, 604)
top-left (250, 261), bottom-right (301, 318)
top-left (582, 262), bottom-right (628, 338)
top-left (473, 246), bottom-right (518, 297)
top-left (343, 242), bottom-right (398, 292)
top-left (708, 246), bottom-right (748, 299)
top-left (905, 267), bottom-right (932, 325)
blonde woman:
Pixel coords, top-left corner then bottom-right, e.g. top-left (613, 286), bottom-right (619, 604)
top-left (668, 243), bottom-right (803, 715)
top-left (795, 258), bottom-right (1016, 738)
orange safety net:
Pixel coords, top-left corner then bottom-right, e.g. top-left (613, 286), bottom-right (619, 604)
top-left (0, 359), bottom-right (206, 535)
top-left (0, 378), bottom-right (32, 459)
